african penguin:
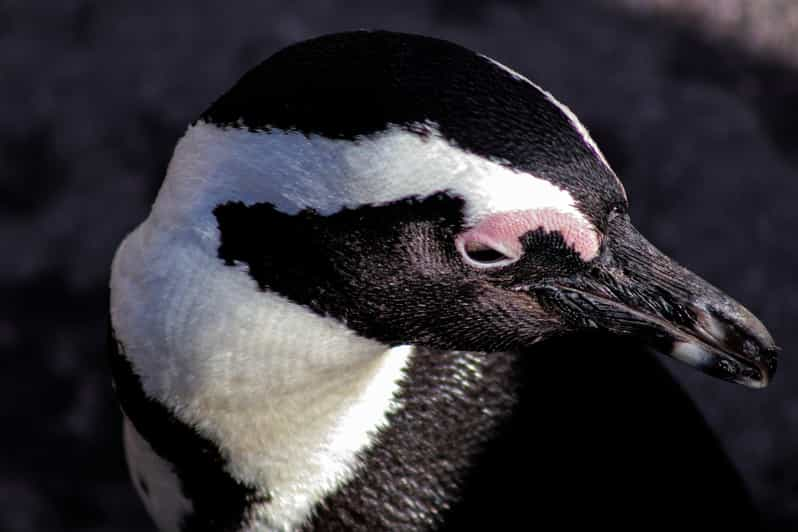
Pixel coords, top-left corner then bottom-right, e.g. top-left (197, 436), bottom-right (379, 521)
top-left (109, 30), bottom-right (778, 531)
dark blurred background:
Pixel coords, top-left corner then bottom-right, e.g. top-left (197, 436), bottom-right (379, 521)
top-left (2, 0), bottom-right (797, 530)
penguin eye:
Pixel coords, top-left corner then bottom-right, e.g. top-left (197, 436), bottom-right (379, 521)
top-left (455, 213), bottom-right (527, 269)
top-left (464, 241), bottom-right (510, 264)
top-left (458, 239), bottom-right (518, 268)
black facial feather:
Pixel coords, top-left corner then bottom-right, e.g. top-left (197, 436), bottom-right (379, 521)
top-left (213, 194), bottom-right (581, 352)
top-left (507, 228), bottom-right (587, 280)
top-left (201, 30), bottom-right (624, 225)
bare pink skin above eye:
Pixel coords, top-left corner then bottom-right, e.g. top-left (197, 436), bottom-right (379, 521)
top-left (456, 208), bottom-right (601, 262)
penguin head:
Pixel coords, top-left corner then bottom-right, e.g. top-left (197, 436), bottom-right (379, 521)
top-left (156, 30), bottom-right (776, 388)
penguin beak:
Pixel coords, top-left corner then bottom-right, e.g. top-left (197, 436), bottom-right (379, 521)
top-left (534, 216), bottom-right (778, 388)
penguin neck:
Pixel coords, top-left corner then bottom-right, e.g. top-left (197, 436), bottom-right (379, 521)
top-left (112, 217), bottom-right (521, 530)
top-left (303, 347), bottom-right (521, 530)
top-left (111, 221), bottom-right (418, 530)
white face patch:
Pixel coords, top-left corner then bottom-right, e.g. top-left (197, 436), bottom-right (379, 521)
top-left (154, 120), bottom-right (594, 238)
top-left (481, 55), bottom-right (627, 201)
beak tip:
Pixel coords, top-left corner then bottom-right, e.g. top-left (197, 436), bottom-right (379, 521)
top-left (697, 299), bottom-right (776, 351)
top-left (669, 339), bottom-right (778, 389)
top-left (690, 301), bottom-right (779, 389)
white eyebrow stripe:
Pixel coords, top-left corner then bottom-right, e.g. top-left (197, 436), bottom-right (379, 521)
top-left (158, 120), bottom-right (595, 233)
top-left (481, 55), bottom-right (627, 201)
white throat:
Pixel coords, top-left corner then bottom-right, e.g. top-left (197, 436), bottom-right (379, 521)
top-left (110, 217), bottom-right (412, 530)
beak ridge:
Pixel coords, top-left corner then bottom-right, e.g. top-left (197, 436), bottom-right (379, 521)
top-left (541, 217), bottom-right (779, 389)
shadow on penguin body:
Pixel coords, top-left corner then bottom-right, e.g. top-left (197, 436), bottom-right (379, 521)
top-left (305, 333), bottom-right (758, 530)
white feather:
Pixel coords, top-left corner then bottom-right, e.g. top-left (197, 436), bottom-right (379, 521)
top-left (111, 219), bottom-right (411, 530)
top-left (154, 120), bottom-right (591, 234)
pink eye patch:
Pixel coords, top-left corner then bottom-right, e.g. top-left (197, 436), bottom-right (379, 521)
top-left (456, 208), bottom-right (600, 264)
